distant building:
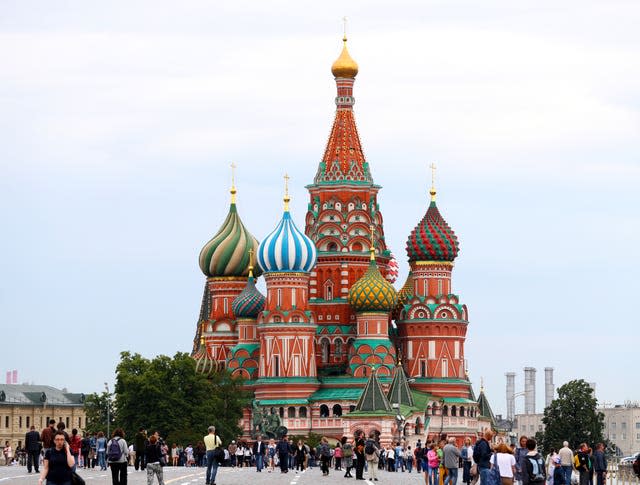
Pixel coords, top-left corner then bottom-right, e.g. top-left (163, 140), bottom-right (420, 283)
top-left (0, 384), bottom-right (86, 450)
top-left (602, 403), bottom-right (640, 456)
top-left (514, 413), bottom-right (545, 437)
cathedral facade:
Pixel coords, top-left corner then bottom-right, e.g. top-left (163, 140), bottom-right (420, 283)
top-left (192, 35), bottom-right (495, 445)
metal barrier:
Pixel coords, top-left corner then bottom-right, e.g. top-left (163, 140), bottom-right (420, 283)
top-left (606, 463), bottom-right (639, 485)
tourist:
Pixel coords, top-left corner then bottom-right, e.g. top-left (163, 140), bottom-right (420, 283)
top-left (365, 431), bottom-right (380, 482)
top-left (69, 428), bottom-right (82, 471)
top-left (145, 433), bottom-right (165, 485)
top-left (558, 442), bottom-right (574, 485)
top-left (387, 444), bottom-right (395, 471)
top-left (515, 436), bottom-right (529, 485)
top-left (267, 439), bottom-right (276, 472)
top-left (228, 440), bottom-right (237, 467)
top-left (2, 441), bottom-right (12, 466)
top-left (203, 426), bottom-right (222, 485)
top-left (552, 457), bottom-right (566, 485)
top-left (195, 441), bottom-right (206, 467)
top-left (96, 431), bottom-right (108, 470)
top-left (395, 442), bottom-right (404, 472)
top-left (170, 443), bottom-right (178, 467)
top-left (522, 438), bottom-right (546, 485)
top-left (494, 442), bottom-right (517, 485)
top-left (415, 444), bottom-right (424, 473)
top-left (41, 419), bottom-right (57, 457)
top-left (276, 434), bottom-right (291, 473)
top-left (593, 443), bottom-right (606, 485)
top-left (81, 433), bottom-right (92, 468)
top-left (406, 445), bottom-right (414, 473)
top-left (443, 437), bottom-right (461, 485)
top-left (461, 437), bottom-right (474, 485)
top-left (25, 425), bottom-right (41, 473)
top-left (334, 440), bottom-right (343, 470)
top-left (575, 444), bottom-right (590, 485)
top-left (319, 437), bottom-right (331, 476)
top-left (56, 422), bottom-right (70, 444)
top-left (294, 439), bottom-right (306, 471)
top-left (354, 430), bottom-right (366, 480)
top-left (473, 430), bottom-right (494, 485)
top-left (545, 448), bottom-right (558, 485)
top-left (38, 431), bottom-right (74, 485)
top-left (342, 436), bottom-right (354, 478)
top-left (90, 432), bottom-right (98, 468)
top-left (243, 443), bottom-right (252, 467)
top-left (134, 428), bottom-right (147, 471)
top-left (106, 428), bottom-right (129, 485)
top-left (253, 435), bottom-right (266, 472)
top-left (235, 442), bottom-right (244, 468)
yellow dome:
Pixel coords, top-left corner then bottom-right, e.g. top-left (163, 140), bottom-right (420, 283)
top-left (331, 36), bottom-right (359, 78)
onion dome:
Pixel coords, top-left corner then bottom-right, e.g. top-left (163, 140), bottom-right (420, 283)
top-left (199, 185), bottom-right (262, 278)
top-left (194, 338), bottom-right (218, 376)
top-left (349, 246), bottom-right (398, 313)
top-left (331, 36), bottom-right (359, 78)
top-left (257, 181), bottom-right (317, 273)
top-left (393, 272), bottom-right (414, 319)
top-left (406, 183), bottom-right (459, 262)
top-left (385, 253), bottom-right (399, 283)
top-left (231, 266), bottom-right (265, 319)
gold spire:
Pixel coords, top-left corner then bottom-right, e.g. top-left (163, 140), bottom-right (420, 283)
top-left (248, 248), bottom-right (254, 279)
top-left (230, 162), bottom-right (237, 204)
top-left (429, 162), bottom-right (437, 202)
top-left (369, 224), bottom-right (376, 261)
top-left (331, 20), bottom-right (359, 78)
top-left (283, 173), bottom-right (291, 211)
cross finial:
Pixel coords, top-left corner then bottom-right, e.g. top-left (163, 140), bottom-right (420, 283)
top-left (230, 162), bottom-right (237, 203)
top-left (342, 16), bottom-right (348, 41)
top-left (369, 224), bottom-right (376, 260)
top-left (283, 172), bottom-right (291, 211)
top-left (248, 248), bottom-right (254, 278)
top-left (480, 376), bottom-right (485, 392)
top-left (429, 162), bottom-right (437, 201)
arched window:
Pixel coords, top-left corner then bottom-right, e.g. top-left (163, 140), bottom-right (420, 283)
top-left (287, 407), bottom-right (296, 418)
top-left (320, 404), bottom-right (329, 418)
top-left (352, 242), bottom-right (363, 252)
top-left (349, 405), bottom-right (356, 412)
top-left (432, 405), bottom-right (438, 415)
top-left (299, 407), bottom-right (307, 418)
top-left (460, 406), bottom-right (465, 417)
top-left (442, 405), bottom-right (449, 416)
top-left (451, 405), bottom-right (457, 417)
top-left (333, 404), bottom-right (343, 417)
top-left (327, 242), bottom-right (338, 252)
top-left (415, 417), bottom-right (422, 435)
top-left (279, 407), bottom-right (284, 418)
top-left (321, 338), bottom-right (330, 363)
top-left (335, 339), bottom-right (343, 358)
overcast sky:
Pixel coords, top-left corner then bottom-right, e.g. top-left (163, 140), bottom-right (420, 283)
top-left (1, 1), bottom-right (638, 416)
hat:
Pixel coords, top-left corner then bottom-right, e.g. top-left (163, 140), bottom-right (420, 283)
top-left (554, 457), bottom-right (561, 464)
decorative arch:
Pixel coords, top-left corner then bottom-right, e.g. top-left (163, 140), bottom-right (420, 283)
top-left (319, 404), bottom-right (330, 418)
top-left (442, 405), bottom-right (449, 416)
top-left (451, 405), bottom-right (457, 417)
top-left (332, 404), bottom-right (343, 417)
top-left (287, 406), bottom-right (296, 418)
top-left (460, 406), bottom-right (465, 417)
top-left (320, 338), bottom-right (330, 363)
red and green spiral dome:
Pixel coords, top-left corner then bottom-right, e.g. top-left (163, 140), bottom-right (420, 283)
top-left (406, 200), bottom-right (459, 262)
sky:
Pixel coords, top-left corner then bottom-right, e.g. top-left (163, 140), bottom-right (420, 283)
top-left (1, 0), bottom-right (638, 416)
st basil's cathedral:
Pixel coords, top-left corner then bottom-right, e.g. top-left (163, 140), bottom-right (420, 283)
top-left (191, 35), bottom-right (498, 445)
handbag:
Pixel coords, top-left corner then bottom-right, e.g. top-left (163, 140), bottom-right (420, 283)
top-left (71, 471), bottom-right (86, 485)
top-left (470, 463), bottom-right (478, 476)
top-left (212, 434), bottom-right (225, 464)
top-left (487, 453), bottom-right (502, 485)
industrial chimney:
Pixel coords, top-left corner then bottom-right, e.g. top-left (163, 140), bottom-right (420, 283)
top-left (506, 372), bottom-right (516, 421)
top-left (524, 367), bottom-right (536, 414)
top-left (544, 367), bottom-right (554, 408)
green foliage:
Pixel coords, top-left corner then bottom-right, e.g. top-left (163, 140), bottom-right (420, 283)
top-left (114, 351), bottom-right (250, 446)
top-left (539, 379), bottom-right (605, 452)
top-left (83, 391), bottom-right (116, 435)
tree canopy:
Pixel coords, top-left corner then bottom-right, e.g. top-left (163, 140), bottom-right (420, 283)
top-left (112, 351), bottom-right (249, 445)
top-left (539, 379), bottom-right (605, 451)
top-left (83, 391), bottom-right (116, 435)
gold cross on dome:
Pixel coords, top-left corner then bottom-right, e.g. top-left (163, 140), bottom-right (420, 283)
top-left (429, 162), bottom-right (437, 201)
top-left (248, 248), bottom-right (254, 278)
top-left (230, 162), bottom-right (237, 203)
top-left (342, 16), bottom-right (348, 40)
top-left (283, 173), bottom-right (291, 210)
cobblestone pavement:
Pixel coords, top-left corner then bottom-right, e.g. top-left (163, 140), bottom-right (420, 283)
top-left (0, 464), bottom-right (428, 485)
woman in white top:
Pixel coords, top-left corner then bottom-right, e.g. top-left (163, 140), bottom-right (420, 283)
top-left (494, 443), bottom-right (517, 485)
top-left (235, 445), bottom-right (244, 468)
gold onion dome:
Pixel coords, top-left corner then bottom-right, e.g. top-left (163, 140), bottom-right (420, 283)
top-left (393, 272), bottom-right (414, 319)
top-left (194, 338), bottom-right (218, 376)
top-left (349, 248), bottom-right (398, 313)
top-left (331, 36), bottom-right (359, 78)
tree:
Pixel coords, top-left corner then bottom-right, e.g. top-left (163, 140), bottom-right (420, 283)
top-left (113, 351), bottom-right (249, 445)
top-left (539, 379), bottom-right (605, 452)
top-left (83, 391), bottom-right (116, 435)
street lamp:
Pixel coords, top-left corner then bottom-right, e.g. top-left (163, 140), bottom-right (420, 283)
top-left (104, 382), bottom-right (110, 438)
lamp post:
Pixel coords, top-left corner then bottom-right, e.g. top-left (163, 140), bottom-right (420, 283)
top-left (104, 382), bottom-right (110, 438)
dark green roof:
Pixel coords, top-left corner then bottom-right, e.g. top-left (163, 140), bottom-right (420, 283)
top-left (477, 390), bottom-right (497, 427)
top-left (310, 387), bottom-right (364, 401)
top-left (258, 399), bottom-right (309, 406)
top-left (0, 384), bottom-right (85, 407)
top-left (355, 370), bottom-right (392, 413)
top-left (387, 365), bottom-right (414, 407)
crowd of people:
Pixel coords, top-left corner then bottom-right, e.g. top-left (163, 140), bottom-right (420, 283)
top-left (5, 422), bottom-right (640, 485)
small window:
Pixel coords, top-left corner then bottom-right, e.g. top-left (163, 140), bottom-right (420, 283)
top-left (299, 407), bottom-right (307, 418)
top-left (279, 407), bottom-right (285, 418)
top-left (288, 407), bottom-right (296, 418)
top-left (320, 404), bottom-right (330, 418)
top-left (442, 405), bottom-right (448, 416)
top-left (333, 404), bottom-right (343, 417)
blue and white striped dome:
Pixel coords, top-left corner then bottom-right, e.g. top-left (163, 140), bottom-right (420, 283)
top-left (257, 210), bottom-right (317, 273)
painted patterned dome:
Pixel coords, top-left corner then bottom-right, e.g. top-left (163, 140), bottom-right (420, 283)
top-left (349, 252), bottom-right (398, 313)
top-left (231, 274), bottom-right (265, 319)
top-left (194, 339), bottom-right (218, 376)
top-left (199, 197), bottom-right (262, 278)
top-left (406, 199), bottom-right (459, 262)
top-left (393, 272), bottom-right (414, 319)
top-left (386, 253), bottom-right (399, 283)
top-left (257, 198), bottom-right (317, 273)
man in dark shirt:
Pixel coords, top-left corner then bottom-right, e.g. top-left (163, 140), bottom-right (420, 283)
top-left (25, 425), bottom-right (41, 473)
top-left (41, 419), bottom-right (57, 455)
top-left (593, 443), bottom-right (607, 485)
top-left (473, 429), bottom-right (494, 485)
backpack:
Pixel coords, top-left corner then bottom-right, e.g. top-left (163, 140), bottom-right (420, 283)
top-left (364, 440), bottom-right (375, 455)
top-left (527, 455), bottom-right (546, 483)
top-left (107, 438), bottom-right (122, 461)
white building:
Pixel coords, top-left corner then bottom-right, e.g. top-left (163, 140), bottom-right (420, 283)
top-left (602, 403), bottom-right (640, 456)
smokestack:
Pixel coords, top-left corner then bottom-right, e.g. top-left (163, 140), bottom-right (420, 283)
top-left (544, 367), bottom-right (554, 408)
top-left (506, 372), bottom-right (516, 421)
top-left (524, 367), bottom-right (536, 414)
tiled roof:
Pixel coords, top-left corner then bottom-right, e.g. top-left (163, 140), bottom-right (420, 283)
top-left (387, 365), bottom-right (414, 407)
top-left (310, 387), bottom-right (364, 401)
top-left (0, 384), bottom-right (85, 407)
top-left (354, 370), bottom-right (392, 413)
top-left (477, 390), bottom-right (497, 427)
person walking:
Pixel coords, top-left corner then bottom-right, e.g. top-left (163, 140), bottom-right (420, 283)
top-left (443, 438), bottom-right (461, 485)
top-left (2, 441), bottom-right (12, 466)
top-left (342, 436), bottom-right (354, 478)
top-left (494, 443), bottom-right (517, 485)
top-left (38, 431), bottom-right (74, 485)
top-left (334, 441), bottom-right (343, 470)
top-left (406, 446), bottom-right (414, 473)
top-left (253, 435), bottom-right (267, 472)
top-left (294, 439), bottom-right (307, 472)
top-left (592, 443), bottom-right (607, 485)
top-left (276, 435), bottom-right (291, 473)
top-left (319, 437), bottom-right (331, 476)
top-left (558, 442), bottom-right (574, 485)
top-left (354, 430), bottom-right (366, 480)
top-left (145, 434), bottom-right (165, 485)
top-left (522, 438), bottom-right (546, 485)
top-left (81, 433), bottom-right (91, 469)
top-left (134, 428), bottom-right (147, 471)
top-left (267, 439), bottom-right (276, 472)
top-left (96, 431), bottom-right (108, 470)
top-left (365, 432), bottom-right (380, 482)
top-left (203, 426), bottom-right (222, 485)
top-left (41, 419), bottom-right (57, 457)
top-left (461, 437), bottom-right (474, 485)
top-left (473, 430), bottom-right (494, 485)
top-left (25, 425), bottom-right (41, 473)
top-left (515, 437), bottom-right (529, 485)
top-left (107, 428), bottom-right (129, 485)
top-left (69, 428), bottom-right (82, 471)
top-left (575, 444), bottom-right (590, 485)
